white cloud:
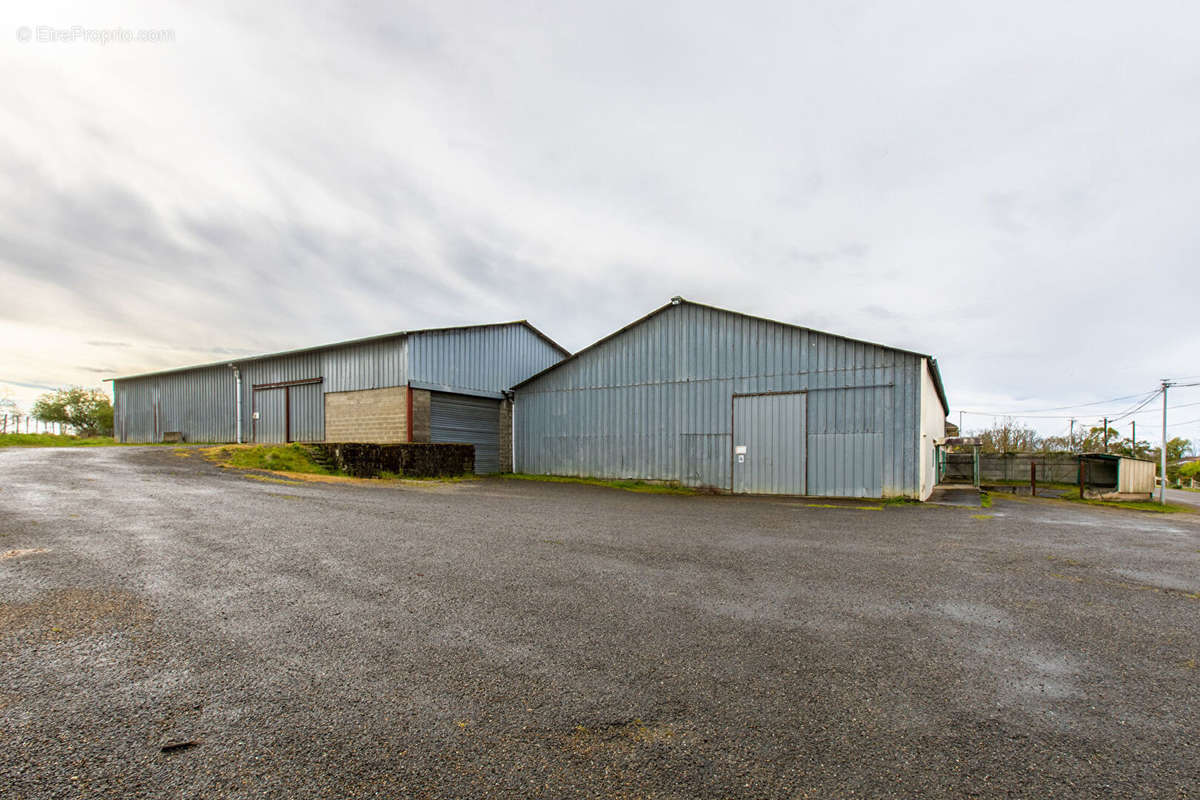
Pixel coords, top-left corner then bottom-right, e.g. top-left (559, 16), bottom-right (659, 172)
top-left (0, 0), bottom-right (1198, 438)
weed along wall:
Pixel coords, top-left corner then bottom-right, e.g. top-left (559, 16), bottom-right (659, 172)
top-left (312, 443), bottom-right (474, 478)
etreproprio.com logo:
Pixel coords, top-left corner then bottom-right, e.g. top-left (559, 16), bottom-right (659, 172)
top-left (16, 25), bottom-right (175, 44)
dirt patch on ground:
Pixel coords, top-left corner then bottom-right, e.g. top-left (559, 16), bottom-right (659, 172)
top-left (566, 719), bottom-right (681, 756)
top-left (0, 588), bottom-right (152, 645)
top-left (1, 548), bottom-right (48, 560)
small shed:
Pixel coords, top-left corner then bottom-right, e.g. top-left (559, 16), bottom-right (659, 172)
top-left (1079, 454), bottom-right (1155, 501)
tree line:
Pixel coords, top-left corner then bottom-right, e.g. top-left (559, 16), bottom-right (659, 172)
top-left (966, 417), bottom-right (1195, 480)
top-left (3, 387), bottom-right (115, 437)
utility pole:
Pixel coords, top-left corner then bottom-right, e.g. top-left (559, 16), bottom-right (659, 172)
top-left (1070, 418), bottom-right (1076, 453)
top-left (1102, 417), bottom-right (1108, 453)
top-left (1131, 420), bottom-right (1136, 457)
top-left (958, 410), bottom-right (963, 433)
top-left (1160, 380), bottom-right (1172, 505)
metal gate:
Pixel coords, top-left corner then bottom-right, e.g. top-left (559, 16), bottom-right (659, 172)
top-left (253, 378), bottom-right (324, 443)
top-left (732, 391), bottom-right (806, 495)
top-left (430, 392), bottom-right (500, 474)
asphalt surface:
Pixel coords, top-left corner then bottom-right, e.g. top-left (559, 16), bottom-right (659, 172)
top-left (1163, 487), bottom-right (1200, 508)
top-left (2, 447), bottom-right (1198, 799)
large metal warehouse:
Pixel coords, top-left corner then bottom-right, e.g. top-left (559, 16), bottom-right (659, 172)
top-left (512, 298), bottom-right (949, 499)
top-left (111, 322), bottom-right (567, 473)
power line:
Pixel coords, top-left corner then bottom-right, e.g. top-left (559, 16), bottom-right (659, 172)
top-left (1099, 398), bottom-right (1200, 422)
top-left (958, 391), bottom-right (1156, 416)
top-left (1108, 389), bottom-right (1164, 423)
top-left (960, 383), bottom-right (1200, 421)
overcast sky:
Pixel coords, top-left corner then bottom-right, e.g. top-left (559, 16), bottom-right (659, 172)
top-left (2, 1), bottom-right (1198, 443)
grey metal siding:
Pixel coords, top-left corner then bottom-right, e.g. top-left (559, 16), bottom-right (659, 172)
top-left (241, 354), bottom-right (323, 438)
top-left (732, 392), bottom-right (807, 494)
top-left (430, 392), bottom-right (500, 473)
top-left (322, 336), bottom-right (407, 393)
top-left (409, 325), bottom-right (564, 396)
top-left (252, 388), bottom-right (287, 443)
top-left (514, 303), bottom-right (924, 497)
top-left (288, 382), bottom-right (325, 442)
top-left (111, 322), bottom-right (560, 445)
top-left (114, 377), bottom-right (156, 443)
top-left (114, 366), bottom-right (236, 443)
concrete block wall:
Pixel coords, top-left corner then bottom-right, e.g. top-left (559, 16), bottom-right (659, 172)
top-left (324, 386), bottom-right (408, 442)
top-left (499, 398), bottom-right (513, 473)
top-left (410, 389), bottom-right (431, 443)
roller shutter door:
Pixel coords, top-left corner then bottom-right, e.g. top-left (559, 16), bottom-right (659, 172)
top-left (429, 392), bottom-right (500, 474)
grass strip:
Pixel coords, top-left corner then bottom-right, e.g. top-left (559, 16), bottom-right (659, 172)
top-left (500, 473), bottom-right (698, 495)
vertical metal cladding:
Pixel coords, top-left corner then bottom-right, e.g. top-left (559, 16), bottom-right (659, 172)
top-left (242, 352), bottom-right (324, 440)
top-left (408, 324), bottom-right (565, 396)
top-left (114, 365), bottom-right (236, 443)
top-left (111, 322), bottom-right (563, 445)
top-left (733, 392), bottom-right (808, 494)
top-left (514, 302), bottom-right (924, 497)
top-left (1118, 457), bottom-right (1155, 494)
top-left (322, 336), bottom-right (408, 392)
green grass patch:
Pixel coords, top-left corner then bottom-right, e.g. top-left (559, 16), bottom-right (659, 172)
top-left (207, 444), bottom-right (339, 475)
top-left (985, 479), bottom-right (1079, 491)
top-left (0, 433), bottom-right (220, 448)
top-left (377, 471), bottom-right (474, 483)
top-left (980, 492), bottom-right (993, 508)
top-left (0, 433), bottom-right (122, 447)
top-left (883, 496), bottom-right (922, 506)
top-left (1055, 488), bottom-right (1191, 513)
top-left (796, 503), bottom-right (884, 511)
top-left (500, 473), bottom-right (698, 495)
top-left (243, 473), bottom-right (304, 485)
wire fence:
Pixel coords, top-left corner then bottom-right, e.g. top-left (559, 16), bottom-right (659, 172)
top-left (1, 414), bottom-right (67, 435)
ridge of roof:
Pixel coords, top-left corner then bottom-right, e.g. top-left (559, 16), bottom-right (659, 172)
top-left (512, 297), bottom-right (950, 416)
top-left (107, 320), bottom-right (569, 382)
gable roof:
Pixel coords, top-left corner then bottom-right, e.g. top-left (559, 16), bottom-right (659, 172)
top-left (108, 320), bottom-right (569, 382)
top-left (512, 297), bottom-right (950, 415)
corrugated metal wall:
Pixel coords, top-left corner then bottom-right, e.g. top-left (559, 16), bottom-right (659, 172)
top-left (323, 336), bottom-right (407, 392)
top-left (242, 353), bottom-right (323, 440)
top-left (114, 365), bottom-right (237, 443)
top-left (1118, 458), bottom-right (1155, 494)
top-left (251, 388), bottom-right (288, 443)
top-left (732, 392), bottom-right (808, 494)
top-left (514, 302), bottom-right (923, 497)
top-left (409, 325), bottom-right (565, 396)
top-left (112, 323), bottom-right (563, 444)
top-left (429, 392), bottom-right (501, 473)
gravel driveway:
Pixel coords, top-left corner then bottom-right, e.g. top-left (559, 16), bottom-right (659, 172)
top-left (2, 447), bottom-right (1198, 798)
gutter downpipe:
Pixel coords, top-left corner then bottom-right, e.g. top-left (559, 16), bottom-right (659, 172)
top-left (504, 389), bottom-right (516, 473)
top-left (229, 364), bottom-right (242, 444)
